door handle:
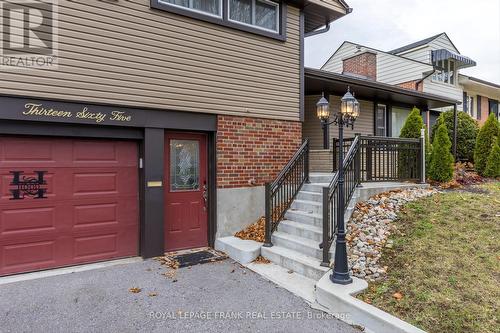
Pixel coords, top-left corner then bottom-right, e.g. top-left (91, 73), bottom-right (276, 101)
top-left (202, 184), bottom-right (208, 210)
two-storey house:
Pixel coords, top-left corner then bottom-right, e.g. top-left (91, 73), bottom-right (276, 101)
top-left (321, 32), bottom-right (500, 134)
top-left (0, 0), bottom-right (351, 276)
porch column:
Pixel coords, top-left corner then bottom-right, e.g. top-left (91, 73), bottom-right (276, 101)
top-left (452, 104), bottom-right (458, 159)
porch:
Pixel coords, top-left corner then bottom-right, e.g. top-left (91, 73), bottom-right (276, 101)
top-left (303, 67), bottom-right (459, 172)
top-left (261, 69), bottom-right (459, 274)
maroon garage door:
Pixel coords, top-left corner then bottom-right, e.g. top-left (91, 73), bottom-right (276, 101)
top-left (0, 136), bottom-right (139, 276)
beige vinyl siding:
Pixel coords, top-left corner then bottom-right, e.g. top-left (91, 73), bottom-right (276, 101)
top-left (395, 35), bottom-right (459, 64)
top-left (396, 46), bottom-right (432, 64)
top-left (377, 52), bottom-right (430, 85)
top-left (0, 0), bottom-right (300, 121)
top-left (303, 95), bottom-right (374, 149)
top-left (423, 79), bottom-right (463, 111)
top-left (322, 42), bottom-right (432, 86)
top-left (428, 34), bottom-right (459, 53)
top-left (394, 35), bottom-right (463, 110)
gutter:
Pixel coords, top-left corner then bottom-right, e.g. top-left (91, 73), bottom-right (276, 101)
top-left (303, 1), bottom-right (353, 38)
top-left (304, 22), bottom-right (330, 37)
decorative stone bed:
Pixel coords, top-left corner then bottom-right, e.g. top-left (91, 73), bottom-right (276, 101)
top-left (347, 188), bottom-right (438, 282)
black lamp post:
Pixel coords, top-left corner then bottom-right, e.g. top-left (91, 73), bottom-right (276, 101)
top-left (316, 87), bottom-right (359, 285)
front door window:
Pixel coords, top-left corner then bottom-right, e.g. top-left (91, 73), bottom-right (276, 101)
top-left (170, 140), bottom-right (200, 191)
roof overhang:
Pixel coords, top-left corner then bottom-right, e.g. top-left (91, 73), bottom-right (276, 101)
top-left (305, 67), bottom-right (459, 109)
top-left (431, 49), bottom-right (476, 69)
top-left (459, 75), bottom-right (500, 99)
top-left (287, 0), bottom-right (351, 33)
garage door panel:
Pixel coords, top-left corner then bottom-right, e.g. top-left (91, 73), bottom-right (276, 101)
top-left (0, 206), bottom-right (56, 236)
top-left (0, 138), bottom-right (73, 167)
top-left (73, 234), bottom-right (119, 261)
top-left (0, 137), bottom-right (139, 276)
top-left (1, 240), bottom-right (57, 274)
top-left (73, 203), bottom-right (118, 228)
top-left (73, 172), bottom-right (118, 195)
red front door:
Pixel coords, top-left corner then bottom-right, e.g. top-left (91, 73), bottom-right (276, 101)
top-left (164, 133), bottom-right (208, 251)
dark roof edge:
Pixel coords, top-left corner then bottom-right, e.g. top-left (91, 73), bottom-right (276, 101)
top-left (305, 67), bottom-right (459, 104)
top-left (389, 32), bottom-right (461, 55)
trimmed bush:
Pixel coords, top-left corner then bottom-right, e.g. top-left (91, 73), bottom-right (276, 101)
top-left (474, 113), bottom-right (500, 175)
top-left (431, 110), bottom-right (479, 161)
top-left (399, 107), bottom-right (424, 179)
top-left (484, 137), bottom-right (500, 178)
top-left (400, 107), bottom-right (424, 138)
top-left (429, 123), bottom-right (454, 182)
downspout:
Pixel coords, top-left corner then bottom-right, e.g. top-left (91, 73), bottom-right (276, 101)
top-left (416, 69), bottom-right (436, 91)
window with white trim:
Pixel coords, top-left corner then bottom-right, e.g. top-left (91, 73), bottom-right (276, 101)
top-left (375, 104), bottom-right (387, 136)
top-left (159, 0), bottom-right (222, 17)
top-left (229, 0), bottom-right (279, 32)
top-left (432, 59), bottom-right (456, 85)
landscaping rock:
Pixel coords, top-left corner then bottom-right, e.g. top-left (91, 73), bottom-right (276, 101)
top-left (347, 187), bottom-right (437, 281)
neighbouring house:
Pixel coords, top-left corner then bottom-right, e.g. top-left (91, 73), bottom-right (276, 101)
top-left (0, 0), bottom-right (458, 279)
top-left (460, 75), bottom-right (500, 123)
top-left (321, 32), bottom-right (500, 132)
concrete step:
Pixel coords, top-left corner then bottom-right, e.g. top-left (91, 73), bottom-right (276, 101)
top-left (296, 190), bottom-right (322, 203)
top-left (291, 199), bottom-right (322, 215)
top-left (277, 220), bottom-right (323, 242)
top-left (301, 183), bottom-right (330, 193)
top-left (308, 173), bottom-right (335, 183)
top-left (272, 231), bottom-right (333, 260)
top-left (261, 245), bottom-right (330, 280)
top-left (285, 209), bottom-right (322, 227)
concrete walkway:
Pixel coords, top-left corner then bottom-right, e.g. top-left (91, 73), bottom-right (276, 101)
top-left (0, 259), bottom-right (360, 333)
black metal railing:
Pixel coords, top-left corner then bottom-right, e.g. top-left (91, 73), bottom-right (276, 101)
top-left (321, 136), bottom-right (361, 266)
top-left (358, 136), bottom-right (422, 182)
top-left (320, 135), bottom-right (424, 265)
top-left (332, 137), bottom-right (356, 171)
top-left (264, 139), bottom-right (310, 247)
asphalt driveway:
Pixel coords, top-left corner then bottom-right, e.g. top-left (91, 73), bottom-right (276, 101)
top-left (0, 259), bottom-right (359, 333)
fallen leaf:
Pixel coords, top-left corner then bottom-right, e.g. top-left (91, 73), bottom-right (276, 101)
top-left (253, 256), bottom-right (271, 264)
top-left (392, 292), bottom-right (403, 300)
top-left (148, 292), bottom-right (158, 297)
top-left (129, 287), bottom-right (142, 293)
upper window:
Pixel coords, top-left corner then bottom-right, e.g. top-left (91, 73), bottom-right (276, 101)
top-left (432, 59), bottom-right (455, 85)
top-left (159, 0), bottom-right (222, 17)
top-left (229, 0), bottom-right (279, 32)
top-left (152, 0), bottom-right (283, 39)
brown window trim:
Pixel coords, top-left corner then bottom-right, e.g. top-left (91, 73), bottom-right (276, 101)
top-left (150, 0), bottom-right (287, 41)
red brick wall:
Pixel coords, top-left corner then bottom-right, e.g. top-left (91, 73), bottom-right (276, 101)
top-left (217, 115), bottom-right (302, 188)
top-left (342, 52), bottom-right (377, 81)
top-left (478, 96), bottom-right (490, 125)
top-left (396, 80), bottom-right (423, 91)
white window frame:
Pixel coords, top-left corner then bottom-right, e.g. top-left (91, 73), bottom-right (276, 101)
top-left (432, 58), bottom-right (457, 86)
top-left (158, 0), bottom-right (223, 18)
top-left (228, 0), bottom-right (280, 33)
top-left (375, 104), bottom-right (387, 137)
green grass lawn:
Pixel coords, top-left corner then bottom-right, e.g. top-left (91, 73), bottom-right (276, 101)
top-left (358, 182), bottom-right (500, 333)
